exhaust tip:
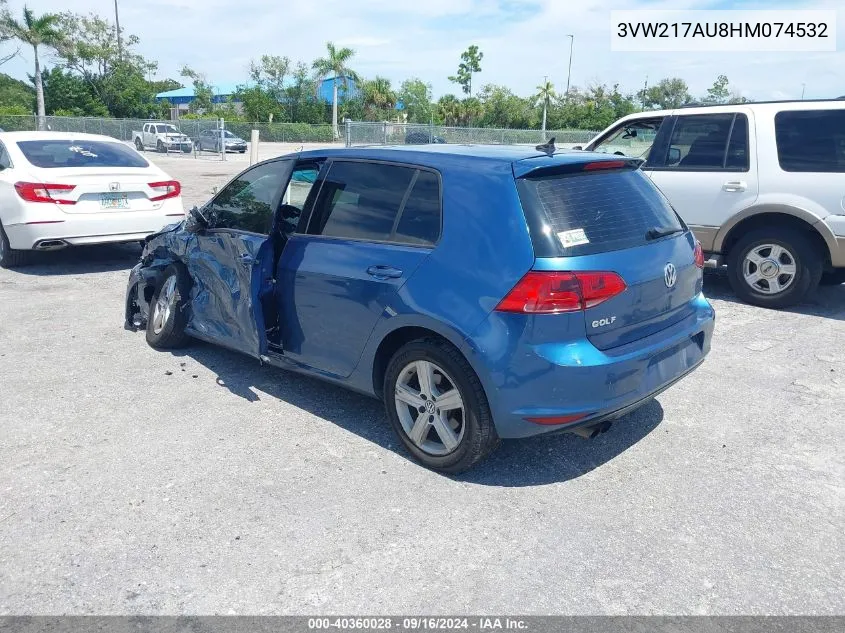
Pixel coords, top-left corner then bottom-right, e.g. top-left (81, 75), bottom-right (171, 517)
top-left (34, 239), bottom-right (69, 251)
top-left (570, 421), bottom-right (612, 439)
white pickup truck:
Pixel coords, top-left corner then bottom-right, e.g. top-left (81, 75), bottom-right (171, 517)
top-left (132, 122), bottom-right (193, 154)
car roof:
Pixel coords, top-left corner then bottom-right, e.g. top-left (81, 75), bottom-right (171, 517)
top-left (296, 144), bottom-right (626, 174)
top-left (0, 131), bottom-right (127, 143)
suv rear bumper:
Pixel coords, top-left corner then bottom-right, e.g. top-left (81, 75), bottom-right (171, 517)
top-left (467, 293), bottom-right (715, 439)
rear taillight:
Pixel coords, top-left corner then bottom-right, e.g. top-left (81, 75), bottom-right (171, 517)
top-left (495, 271), bottom-right (627, 314)
top-left (694, 240), bottom-right (704, 269)
top-left (148, 180), bottom-right (181, 201)
top-left (14, 182), bottom-right (76, 205)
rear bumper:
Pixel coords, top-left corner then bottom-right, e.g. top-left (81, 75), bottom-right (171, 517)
top-left (467, 293), bottom-right (715, 439)
top-left (4, 204), bottom-right (186, 250)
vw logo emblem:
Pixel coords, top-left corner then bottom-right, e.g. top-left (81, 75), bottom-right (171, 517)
top-left (109, 182), bottom-right (120, 192)
top-left (425, 400), bottom-right (436, 414)
top-left (664, 263), bottom-right (677, 288)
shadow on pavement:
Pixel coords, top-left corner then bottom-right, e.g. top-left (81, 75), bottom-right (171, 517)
top-left (162, 341), bottom-right (663, 487)
top-left (9, 243), bottom-right (141, 276)
top-left (703, 268), bottom-right (845, 321)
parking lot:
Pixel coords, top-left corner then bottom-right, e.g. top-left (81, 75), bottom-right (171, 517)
top-left (0, 146), bottom-right (843, 615)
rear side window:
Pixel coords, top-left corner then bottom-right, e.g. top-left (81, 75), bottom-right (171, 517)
top-left (656, 113), bottom-right (749, 171)
top-left (775, 110), bottom-right (845, 173)
top-left (516, 167), bottom-right (684, 257)
top-left (16, 140), bottom-right (149, 169)
top-left (307, 161), bottom-right (441, 245)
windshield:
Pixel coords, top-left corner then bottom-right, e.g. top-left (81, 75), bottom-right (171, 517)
top-left (17, 140), bottom-right (150, 168)
top-left (590, 118), bottom-right (663, 159)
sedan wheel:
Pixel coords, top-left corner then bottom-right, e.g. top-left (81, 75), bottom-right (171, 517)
top-left (145, 264), bottom-right (191, 349)
top-left (394, 360), bottom-right (465, 456)
top-left (151, 275), bottom-right (177, 335)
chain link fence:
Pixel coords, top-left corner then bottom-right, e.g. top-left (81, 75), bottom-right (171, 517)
top-left (344, 121), bottom-right (598, 148)
top-left (0, 115), bottom-right (340, 145)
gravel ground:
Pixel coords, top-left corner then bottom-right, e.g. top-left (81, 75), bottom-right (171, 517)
top-left (0, 149), bottom-right (843, 615)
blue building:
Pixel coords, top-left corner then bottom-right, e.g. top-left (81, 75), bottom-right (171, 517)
top-left (155, 75), bottom-right (358, 115)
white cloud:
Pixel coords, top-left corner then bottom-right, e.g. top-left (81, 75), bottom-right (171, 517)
top-left (1, 0), bottom-right (843, 103)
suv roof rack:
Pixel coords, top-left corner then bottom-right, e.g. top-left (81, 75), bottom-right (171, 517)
top-left (678, 98), bottom-right (844, 108)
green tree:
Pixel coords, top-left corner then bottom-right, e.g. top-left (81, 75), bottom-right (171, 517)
top-left (0, 72), bottom-right (34, 110)
top-left (0, 6), bottom-right (61, 125)
top-left (180, 65), bottom-right (213, 114)
top-left (637, 77), bottom-right (691, 110)
top-left (250, 54), bottom-right (290, 102)
top-left (40, 66), bottom-right (107, 115)
top-left (534, 78), bottom-right (556, 137)
top-left (361, 76), bottom-right (395, 120)
top-left (312, 42), bottom-right (358, 138)
top-left (285, 61), bottom-right (325, 124)
top-left (397, 78), bottom-right (433, 124)
top-left (478, 84), bottom-right (532, 129)
top-left (53, 12), bottom-right (159, 117)
top-left (448, 44), bottom-right (483, 96)
top-left (703, 74), bottom-right (731, 104)
top-left (238, 84), bottom-right (282, 122)
top-left (437, 94), bottom-right (461, 126)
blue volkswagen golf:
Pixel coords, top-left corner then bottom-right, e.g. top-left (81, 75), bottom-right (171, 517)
top-left (125, 143), bottom-right (714, 472)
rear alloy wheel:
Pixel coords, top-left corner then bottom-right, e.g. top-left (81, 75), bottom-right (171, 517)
top-left (0, 221), bottom-right (28, 268)
top-left (384, 338), bottom-right (499, 473)
top-left (728, 227), bottom-right (821, 309)
top-left (135, 138), bottom-right (144, 151)
top-left (146, 264), bottom-right (191, 349)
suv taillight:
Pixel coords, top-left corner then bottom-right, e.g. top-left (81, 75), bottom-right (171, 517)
top-left (14, 182), bottom-right (76, 204)
top-left (148, 180), bottom-right (181, 201)
top-left (694, 240), bottom-right (704, 269)
top-left (495, 271), bottom-right (627, 314)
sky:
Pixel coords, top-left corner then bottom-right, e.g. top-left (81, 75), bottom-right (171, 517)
top-left (1, 0), bottom-right (843, 101)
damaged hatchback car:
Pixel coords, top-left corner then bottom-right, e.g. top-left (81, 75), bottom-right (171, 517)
top-left (125, 145), bottom-right (715, 472)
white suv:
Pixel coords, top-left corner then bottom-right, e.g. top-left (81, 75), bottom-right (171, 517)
top-left (581, 100), bottom-right (845, 308)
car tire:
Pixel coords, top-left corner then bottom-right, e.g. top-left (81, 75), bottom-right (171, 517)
top-left (383, 337), bottom-right (499, 473)
top-left (157, 140), bottom-right (165, 153)
top-left (0, 221), bottom-right (28, 268)
top-left (239, 149), bottom-right (246, 154)
top-left (820, 269), bottom-right (845, 286)
top-left (727, 227), bottom-right (822, 309)
top-left (182, 146), bottom-right (191, 154)
top-left (135, 138), bottom-right (144, 152)
top-left (146, 264), bottom-right (191, 349)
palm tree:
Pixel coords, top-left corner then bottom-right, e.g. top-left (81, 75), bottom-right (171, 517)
top-left (312, 42), bottom-right (358, 139)
top-left (0, 6), bottom-right (61, 128)
top-left (362, 76), bottom-right (396, 120)
top-left (534, 78), bottom-right (556, 140)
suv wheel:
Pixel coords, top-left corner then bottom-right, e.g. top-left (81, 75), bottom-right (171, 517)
top-left (727, 227), bottom-right (822, 309)
top-left (383, 338), bottom-right (499, 473)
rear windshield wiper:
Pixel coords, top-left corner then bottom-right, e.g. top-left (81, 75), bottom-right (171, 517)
top-left (646, 226), bottom-right (685, 240)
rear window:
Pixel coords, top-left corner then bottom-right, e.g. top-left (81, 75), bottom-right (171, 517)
top-left (16, 140), bottom-right (149, 169)
top-left (516, 166), bottom-right (684, 257)
top-left (775, 110), bottom-right (845, 173)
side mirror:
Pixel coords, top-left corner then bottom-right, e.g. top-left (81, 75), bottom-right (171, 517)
top-left (667, 147), bottom-right (681, 165)
top-left (572, 145), bottom-right (583, 150)
top-left (185, 205), bottom-right (211, 233)
top-left (622, 128), bottom-right (638, 139)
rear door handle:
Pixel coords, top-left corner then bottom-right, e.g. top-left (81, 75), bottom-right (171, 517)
top-left (722, 180), bottom-right (747, 192)
top-left (366, 265), bottom-right (403, 279)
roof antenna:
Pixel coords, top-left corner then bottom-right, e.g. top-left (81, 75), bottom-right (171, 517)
top-left (535, 136), bottom-right (555, 155)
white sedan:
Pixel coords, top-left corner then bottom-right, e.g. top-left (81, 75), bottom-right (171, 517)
top-left (0, 131), bottom-right (185, 268)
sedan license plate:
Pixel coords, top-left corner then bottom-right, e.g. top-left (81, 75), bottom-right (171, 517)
top-left (100, 193), bottom-right (129, 210)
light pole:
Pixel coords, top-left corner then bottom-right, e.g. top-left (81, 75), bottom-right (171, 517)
top-left (114, 0), bottom-right (122, 61)
top-left (565, 34), bottom-right (574, 100)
